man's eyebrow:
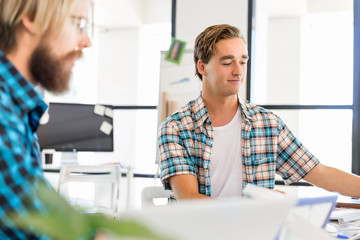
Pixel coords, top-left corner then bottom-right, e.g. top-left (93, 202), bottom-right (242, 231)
top-left (219, 55), bottom-right (235, 61)
top-left (242, 54), bottom-right (249, 59)
top-left (219, 55), bottom-right (249, 61)
top-left (71, 15), bottom-right (88, 20)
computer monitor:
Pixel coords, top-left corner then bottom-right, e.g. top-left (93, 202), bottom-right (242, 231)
top-left (37, 102), bottom-right (114, 152)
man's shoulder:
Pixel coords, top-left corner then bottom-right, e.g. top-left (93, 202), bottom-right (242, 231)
top-left (242, 101), bottom-right (281, 125)
top-left (0, 61), bottom-right (18, 110)
top-left (242, 100), bottom-right (273, 115)
top-left (0, 83), bottom-right (15, 110)
top-left (0, 77), bottom-right (23, 128)
top-left (161, 100), bottom-right (198, 130)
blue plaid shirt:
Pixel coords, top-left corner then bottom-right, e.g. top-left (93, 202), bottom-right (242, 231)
top-left (158, 95), bottom-right (319, 196)
top-left (0, 50), bottom-right (50, 239)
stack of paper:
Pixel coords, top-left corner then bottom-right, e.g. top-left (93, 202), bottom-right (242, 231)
top-left (330, 208), bottom-right (360, 224)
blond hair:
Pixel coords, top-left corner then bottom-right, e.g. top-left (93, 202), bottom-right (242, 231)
top-left (194, 24), bottom-right (246, 80)
top-left (0, 0), bottom-right (79, 53)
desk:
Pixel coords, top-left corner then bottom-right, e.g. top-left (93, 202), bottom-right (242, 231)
top-left (329, 216), bottom-right (360, 239)
top-left (43, 168), bottom-right (156, 179)
top-left (43, 168), bottom-right (314, 185)
top-left (330, 197), bottom-right (360, 238)
top-left (337, 195), bottom-right (360, 209)
top-left (43, 168), bottom-right (314, 212)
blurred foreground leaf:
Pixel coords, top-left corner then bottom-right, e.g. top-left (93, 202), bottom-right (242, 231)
top-left (12, 182), bottom-right (169, 240)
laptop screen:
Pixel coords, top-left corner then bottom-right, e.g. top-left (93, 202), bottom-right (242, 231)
top-left (292, 195), bottom-right (338, 228)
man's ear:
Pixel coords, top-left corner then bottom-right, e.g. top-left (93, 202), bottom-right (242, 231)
top-left (197, 59), bottom-right (207, 77)
top-left (21, 15), bottom-right (39, 35)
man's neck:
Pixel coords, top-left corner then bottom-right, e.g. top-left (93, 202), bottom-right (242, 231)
top-left (202, 92), bottom-right (239, 127)
top-left (5, 27), bottom-right (41, 84)
top-left (6, 48), bottom-right (34, 83)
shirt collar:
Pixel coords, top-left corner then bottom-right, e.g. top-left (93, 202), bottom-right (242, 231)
top-left (192, 94), bottom-right (257, 127)
top-left (193, 95), bottom-right (210, 127)
top-left (239, 97), bottom-right (257, 122)
top-left (0, 50), bottom-right (48, 131)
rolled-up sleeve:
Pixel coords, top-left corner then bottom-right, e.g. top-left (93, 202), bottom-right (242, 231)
top-left (276, 120), bottom-right (320, 185)
top-left (158, 120), bottom-right (196, 190)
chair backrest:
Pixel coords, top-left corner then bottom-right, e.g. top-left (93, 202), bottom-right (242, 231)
top-left (58, 164), bottom-right (121, 218)
top-left (141, 186), bottom-right (173, 209)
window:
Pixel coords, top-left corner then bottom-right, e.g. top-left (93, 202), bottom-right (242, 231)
top-left (248, 0), bottom-right (358, 173)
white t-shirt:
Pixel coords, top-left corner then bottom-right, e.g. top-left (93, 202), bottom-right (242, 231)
top-left (210, 106), bottom-right (242, 199)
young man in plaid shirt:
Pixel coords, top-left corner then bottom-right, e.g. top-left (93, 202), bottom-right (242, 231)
top-left (158, 24), bottom-right (360, 200)
top-left (0, 0), bottom-right (91, 238)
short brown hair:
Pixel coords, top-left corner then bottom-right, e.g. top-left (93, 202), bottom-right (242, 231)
top-left (194, 24), bottom-right (245, 80)
top-left (0, 0), bottom-right (87, 53)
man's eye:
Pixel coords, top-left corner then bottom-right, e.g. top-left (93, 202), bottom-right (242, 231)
top-left (222, 63), bottom-right (231, 65)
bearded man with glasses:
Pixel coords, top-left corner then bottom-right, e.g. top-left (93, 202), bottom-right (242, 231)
top-left (0, 0), bottom-right (92, 239)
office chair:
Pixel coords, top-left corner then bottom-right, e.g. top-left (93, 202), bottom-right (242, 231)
top-left (141, 186), bottom-right (173, 209)
top-left (58, 164), bottom-right (121, 219)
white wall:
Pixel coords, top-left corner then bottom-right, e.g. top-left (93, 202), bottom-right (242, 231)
top-left (94, 0), bottom-right (143, 28)
top-left (176, 0), bottom-right (248, 48)
top-left (143, 0), bottom-right (171, 24)
top-left (176, 0), bottom-right (249, 99)
top-left (94, 0), bottom-right (172, 106)
top-left (89, 1), bottom-right (172, 176)
top-left (97, 28), bottom-right (140, 105)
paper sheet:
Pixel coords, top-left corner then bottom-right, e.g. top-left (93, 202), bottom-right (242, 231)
top-left (105, 107), bottom-right (113, 118)
top-left (94, 105), bottom-right (105, 116)
top-left (100, 121), bottom-right (113, 135)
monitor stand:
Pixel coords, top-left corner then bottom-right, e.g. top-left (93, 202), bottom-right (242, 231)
top-left (61, 151), bottom-right (78, 165)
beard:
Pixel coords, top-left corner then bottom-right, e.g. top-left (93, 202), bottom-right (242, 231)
top-left (29, 44), bottom-right (83, 94)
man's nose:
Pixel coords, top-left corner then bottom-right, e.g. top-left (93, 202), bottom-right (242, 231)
top-left (232, 62), bottom-right (243, 77)
top-left (79, 32), bottom-right (92, 49)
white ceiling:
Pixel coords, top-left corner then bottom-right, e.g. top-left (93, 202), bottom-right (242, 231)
top-left (93, 0), bottom-right (171, 30)
top-left (93, 0), bottom-right (143, 29)
top-left (92, 0), bottom-right (353, 29)
top-left (267, 0), bottom-right (352, 17)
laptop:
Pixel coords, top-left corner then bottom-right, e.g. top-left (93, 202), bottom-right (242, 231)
top-left (240, 184), bottom-right (337, 239)
top-left (276, 195), bottom-right (338, 240)
top-left (243, 183), bottom-right (338, 229)
top-left (122, 197), bottom-right (296, 240)
top-left (293, 195), bottom-right (338, 228)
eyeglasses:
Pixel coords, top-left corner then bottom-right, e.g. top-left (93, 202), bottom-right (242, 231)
top-left (70, 15), bottom-right (89, 34)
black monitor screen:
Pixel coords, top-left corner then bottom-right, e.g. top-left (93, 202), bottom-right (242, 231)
top-left (37, 103), bottom-right (114, 152)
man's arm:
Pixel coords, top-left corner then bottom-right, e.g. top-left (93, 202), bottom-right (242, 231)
top-left (158, 118), bottom-right (210, 200)
top-left (303, 163), bottom-right (360, 197)
top-left (169, 174), bottom-right (211, 200)
top-left (0, 122), bottom-right (50, 239)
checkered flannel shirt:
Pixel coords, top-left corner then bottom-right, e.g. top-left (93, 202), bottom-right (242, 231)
top-left (0, 50), bottom-right (50, 239)
top-left (158, 95), bottom-right (319, 197)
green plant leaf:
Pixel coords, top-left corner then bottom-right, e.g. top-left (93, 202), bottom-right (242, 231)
top-left (11, 182), bottom-right (170, 240)
top-left (86, 215), bottom-right (169, 240)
